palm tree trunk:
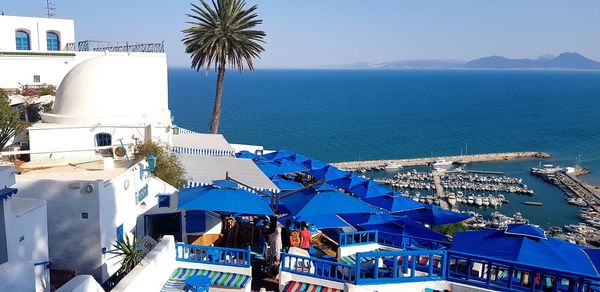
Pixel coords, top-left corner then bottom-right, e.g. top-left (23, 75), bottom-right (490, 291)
top-left (210, 59), bottom-right (226, 134)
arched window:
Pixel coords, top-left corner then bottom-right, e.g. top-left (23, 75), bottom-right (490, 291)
top-left (47, 32), bottom-right (60, 51)
top-left (95, 133), bottom-right (112, 147)
top-left (15, 30), bottom-right (30, 50)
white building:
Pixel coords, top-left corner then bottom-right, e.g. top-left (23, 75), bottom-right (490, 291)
top-left (0, 165), bottom-right (50, 292)
top-left (27, 53), bottom-right (173, 161)
top-left (0, 15), bottom-right (164, 89)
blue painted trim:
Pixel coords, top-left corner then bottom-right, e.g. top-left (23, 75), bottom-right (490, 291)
top-left (33, 260), bottom-right (51, 269)
top-left (0, 187), bottom-right (18, 201)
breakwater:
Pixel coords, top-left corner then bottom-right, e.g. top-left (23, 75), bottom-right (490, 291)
top-left (332, 151), bottom-right (550, 171)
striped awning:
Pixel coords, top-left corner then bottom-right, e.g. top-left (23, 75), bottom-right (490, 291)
top-left (172, 146), bottom-right (234, 157)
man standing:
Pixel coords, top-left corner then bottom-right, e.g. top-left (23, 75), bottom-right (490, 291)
top-left (299, 221), bottom-right (311, 252)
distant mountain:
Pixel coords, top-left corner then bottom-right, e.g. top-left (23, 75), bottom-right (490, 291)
top-left (320, 59), bottom-right (464, 69)
top-left (321, 52), bottom-right (600, 70)
top-left (464, 52), bottom-right (600, 69)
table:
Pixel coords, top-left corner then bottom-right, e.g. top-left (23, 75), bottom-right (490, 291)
top-left (185, 275), bottom-right (211, 292)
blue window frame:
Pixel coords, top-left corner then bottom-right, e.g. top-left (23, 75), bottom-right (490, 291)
top-left (95, 133), bottom-right (112, 147)
top-left (15, 30), bottom-right (30, 50)
top-left (46, 32), bottom-right (60, 51)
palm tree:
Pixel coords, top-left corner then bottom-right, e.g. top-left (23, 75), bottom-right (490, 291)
top-left (183, 0), bottom-right (266, 134)
top-left (109, 234), bottom-right (143, 272)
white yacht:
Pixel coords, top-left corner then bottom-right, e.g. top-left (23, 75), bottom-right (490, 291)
top-left (432, 159), bottom-right (454, 168)
top-left (475, 195), bottom-right (483, 206)
top-left (384, 162), bottom-right (403, 170)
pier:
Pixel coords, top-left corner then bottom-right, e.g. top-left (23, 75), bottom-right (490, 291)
top-left (332, 151), bottom-right (550, 171)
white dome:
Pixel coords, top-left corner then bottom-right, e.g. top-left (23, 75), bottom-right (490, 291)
top-left (42, 55), bottom-right (171, 125)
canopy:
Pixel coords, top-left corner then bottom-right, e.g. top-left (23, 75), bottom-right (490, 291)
top-left (301, 159), bottom-right (329, 171)
top-left (256, 160), bottom-right (307, 177)
top-left (341, 212), bottom-right (401, 226)
top-left (348, 180), bottom-right (390, 199)
top-left (328, 174), bottom-right (369, 190)
top-left (262, 149), bottom-right (297, 161)
top-left (278, 213), bottom-right (352, 229)
top-left (505, 224), bottom-right (546, 239)
top-left (235, 150), bottom-right (260, 160)
top-left (280, 189), bottom-right (379, 217)
top-left (395, 205), bottom-right (470, 226)
top-left (309, 165), bottom-right (351, 182)
top-left (357, 215), bottom-right (450, 243)
top-left (312, 183), bottom-right (339, 192)
top-left (451, 228), bottom-right (600, 277)
top-left (364, 195), bottom-right (425, 213)
top-left (272, 179), bottom-right (304, 191)
top-left (178, 180), bottom-right (275, 216)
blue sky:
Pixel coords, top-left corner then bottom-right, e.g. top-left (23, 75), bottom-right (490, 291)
top-left (3, 0), bottom-right (600, 68)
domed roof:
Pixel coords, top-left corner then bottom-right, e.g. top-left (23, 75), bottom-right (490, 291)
top-left (42, 54), bottom-right (171, 125)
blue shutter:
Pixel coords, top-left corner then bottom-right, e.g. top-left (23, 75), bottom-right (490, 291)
top-left (158, 195), bottom-right (170, 208)
top-left (116, 224), bottom-right (124, 241)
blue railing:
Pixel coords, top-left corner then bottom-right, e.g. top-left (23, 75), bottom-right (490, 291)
top-left (339, 230), bottom-right (450, 250)
top-left (175, 243), bottom-right (251, 268)
top-left (354, 250), bottom-right (446, 285)
top-left (446, 250), bottom-right (600, 292)
top-left (281, 252), bottom-right (357, 283)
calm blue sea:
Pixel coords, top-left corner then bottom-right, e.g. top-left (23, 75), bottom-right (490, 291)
top-left (168, 69), bottom-right (600, 227)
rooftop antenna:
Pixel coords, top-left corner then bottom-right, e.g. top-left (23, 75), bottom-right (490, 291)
top-left (44, 0), bottom-right (56, 18)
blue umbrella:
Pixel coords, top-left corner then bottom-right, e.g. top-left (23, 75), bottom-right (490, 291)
top-left (278, 213), bottom-right (352, 229)
top-left (235, 150), bottom-right (260, 160)
top-left (395, 205), bottom-right (470, 226)
top-left (451, 226), bottom-right (600, 277)
top-left (280, 189), bottom-right (379, 217)
top-left (355, 215), bottom-right (450, 243)
top-left (348, 180), bottom-right (390, 199)
top-left (178, 180), bottom-right (275, 216)
top-left (328, 174), bottom-right (369, 190)
top-left (364, 194), bottom-right (425, 213)
top-left (262, 149), bottom-right (297, 161)
top-left (312, 183), bottom-right (339, 192)
top-left (272, 179), bottom-right (304, 191)
top-left (301, 158), bottom-right (329, 171)
top-left (341, 212), bottom-right (401, 226)
top-left (255, 161), bottom-right (284, 178)
top-left (309, 165), bottom-right (351, 181)
top-left (289, 154), bottom-right (311, 165)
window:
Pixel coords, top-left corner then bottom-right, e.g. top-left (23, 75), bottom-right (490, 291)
top-left (33, 75), bottom-right (40, 83)
top-left (158, 195), bottom-right (170, 208)
top-left (15, 30), bottom-right (30, 50)
top-left (95, 133), bottom-right (112, 147)
top-left (46, 32), bottom-right (60, 51)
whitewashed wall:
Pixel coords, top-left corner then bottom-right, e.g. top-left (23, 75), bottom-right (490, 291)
top-left (111, 235), bottom-right (177, 292)
top-left (55, 275), bottom-right (104, 292)
top-left (0, 260), bottom-right (36, 292)
top-left (28, 124), bottom-right (172, 160)
top-left (14, 177), bottom-right (103, 279)
top-left (0, 15), bottom-right (75, 52)
top-left (3, 197), bottom-right (49, 291)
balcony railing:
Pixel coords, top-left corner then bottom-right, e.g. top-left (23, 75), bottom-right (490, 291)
top-left (339, 230), bottom-right (451, 250)
top-left (175, 243), bottom-right (251, 268)
top-left (281, 252), bottom-right (357, 283)
top-left (63, 40), bottom-right (164, 53)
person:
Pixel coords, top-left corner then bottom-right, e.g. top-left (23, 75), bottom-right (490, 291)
top-left (268, 227), bottom-right (283, 274)
top-left (299, 221), bottom-right (311, 251)
top-left (282, 219), bottom-right (292, 251)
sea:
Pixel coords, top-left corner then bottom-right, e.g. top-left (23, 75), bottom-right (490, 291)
top-left (168, 69), bottom-right (600, 228)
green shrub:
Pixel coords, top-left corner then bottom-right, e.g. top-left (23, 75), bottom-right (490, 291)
top-left (134, 141), bottom-right (187, 189)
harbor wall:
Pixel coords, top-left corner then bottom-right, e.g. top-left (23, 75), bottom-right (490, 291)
top-left (332, 151), bottom-right (550, 170)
